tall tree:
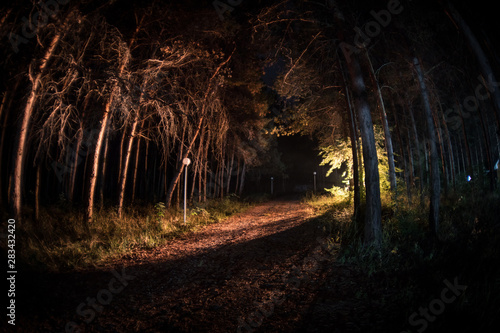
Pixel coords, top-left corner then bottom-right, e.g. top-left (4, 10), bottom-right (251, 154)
top-left (413, 57), bottom-right (440, 238)
top-left (10, 10), bottom-right (76, 221)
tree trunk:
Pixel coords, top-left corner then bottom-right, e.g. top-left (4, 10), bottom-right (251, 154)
top-left (131, 134), bottom-right (141, 204)
top-left (117, 125), bottom-right (128, 183)
top-left (457, 101), bottom-right (473, 177)
top-left (432, 108), bottom-right (448, 194)
top-left (393, 101), bottom-right (412, 201)
top-left (413, 57), bottom-right (440, 238)
top-left (227, 148), bottom-right (235, 194)
top-left (0, 77), bottom-right (21, 207)
top-left (339, 56), bottom-right (360, 217)
top-left (99, 126), bottom-right (110, 209)
top-left (117, 115), bottom-right (139, 218)
top-left (10, 13), bottom-right (73, 221)
top-left (365, 51), bottom-right (397, 193)
top-left (34, 164), bottom-right (41, 222)
top-left (238, 162), bottom-right (246, 196)
top-left (343, 51), bottom-right (382, 247)
top-left (439, 103), bottom-right (456, 187)
top-left (406, 99), bottom-right (424, 203)
top-left (85, 13), bottom-right (146, 223)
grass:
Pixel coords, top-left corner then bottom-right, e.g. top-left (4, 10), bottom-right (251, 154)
top-left (16, 194), bottom-right (252, 272)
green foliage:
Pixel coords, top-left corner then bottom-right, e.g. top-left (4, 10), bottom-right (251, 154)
top-left (318, 125), bottom-right (399, 196)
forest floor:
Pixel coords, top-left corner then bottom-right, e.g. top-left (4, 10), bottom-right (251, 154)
top-left (14, 198), bottom-right (463, 333)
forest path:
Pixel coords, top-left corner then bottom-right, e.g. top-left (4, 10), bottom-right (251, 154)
top-left (17, 199), bottom-right (344, 333)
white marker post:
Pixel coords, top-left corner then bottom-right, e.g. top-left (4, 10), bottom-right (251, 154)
top-left (313, 171), bottom-right (317, 193)
top-left (182, 157), bottom-right (191, 224)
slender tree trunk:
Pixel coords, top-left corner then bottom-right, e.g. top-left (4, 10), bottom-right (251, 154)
top-left (0, 78), bottom-right (20, 206)
top-left (439, 103), bottom-right (456, 187)
top-left (34, 164), bottom-right (41, 222)
top-left (339, 56), bottom-right (360, 216)
top-left (99, 126), bottom-right (110, 209)
top-left (477, 104), bottom-right (495, 189)
top-left (407, 99), bottom-right (424, 203)
top-left (235, 158), bottom-right (240, 195)
top-left (144, 136), bottom-right (150, 200)
top-left (365, 51), bottom-right (397, 193)
top-left (117, 125), bottom-right (127, 182)
top-left (117, 115), bottom-right (139, 218)
top-left (394, 101), bottom-right (412, 201)
top-left (457, 101), bottom-right (473, 176)
top-left (68, 127), bottom-right (83, 202)
top-left (238, 162), bottom-right (246, 196)
top-left (10, 13), bottom-right (73, 221)
top-left (227, 148), bottom-right (234, 194)
top-left (85, 13), bottom-right (146, 223)
top-left (414, 57), bottom-right (440, 238)
top-left (166, 116), bottom-right (205, 207)
top-left (432, 109), bottom-right (448, 193)
top-left (131, 134), bottom-right (141, 204)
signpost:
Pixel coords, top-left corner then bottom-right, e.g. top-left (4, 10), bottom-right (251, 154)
top-left (182, 157), bottom-right (191, 224)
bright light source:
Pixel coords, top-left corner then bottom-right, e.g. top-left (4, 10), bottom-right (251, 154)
top-left (467, 175), bottom-right (471, 182)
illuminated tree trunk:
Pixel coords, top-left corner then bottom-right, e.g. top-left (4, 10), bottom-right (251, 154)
top-left (365, 51), bottom-right (397, 193)
top-left (117, 115), bottom-right (139, 218)
top-left (131, 127), bottom-right (142, 203)
top-left (414, 57), bottom-right (440, 238)
top-left (339, 56), bottom-right (360, 216)
top-left (99, 127), bottom-right (110, 208)
top-left (34, 164), bottom-right (41, 222)
top-left (10, 13), bottom-right (73, 221)
top-left (86, 46), bottom-right (131, 223)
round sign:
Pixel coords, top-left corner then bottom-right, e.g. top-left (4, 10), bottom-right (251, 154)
top-left (182, 157), bottom-right (191, 165)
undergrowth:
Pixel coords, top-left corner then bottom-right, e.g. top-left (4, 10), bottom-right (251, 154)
top-left (15, 195), bottom-right (251, 272)
top-left (305, 185), bottom-right (500, 332)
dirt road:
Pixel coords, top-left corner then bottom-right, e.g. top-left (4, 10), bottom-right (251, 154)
top-left (16, 199), bottom-right (339, 332)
